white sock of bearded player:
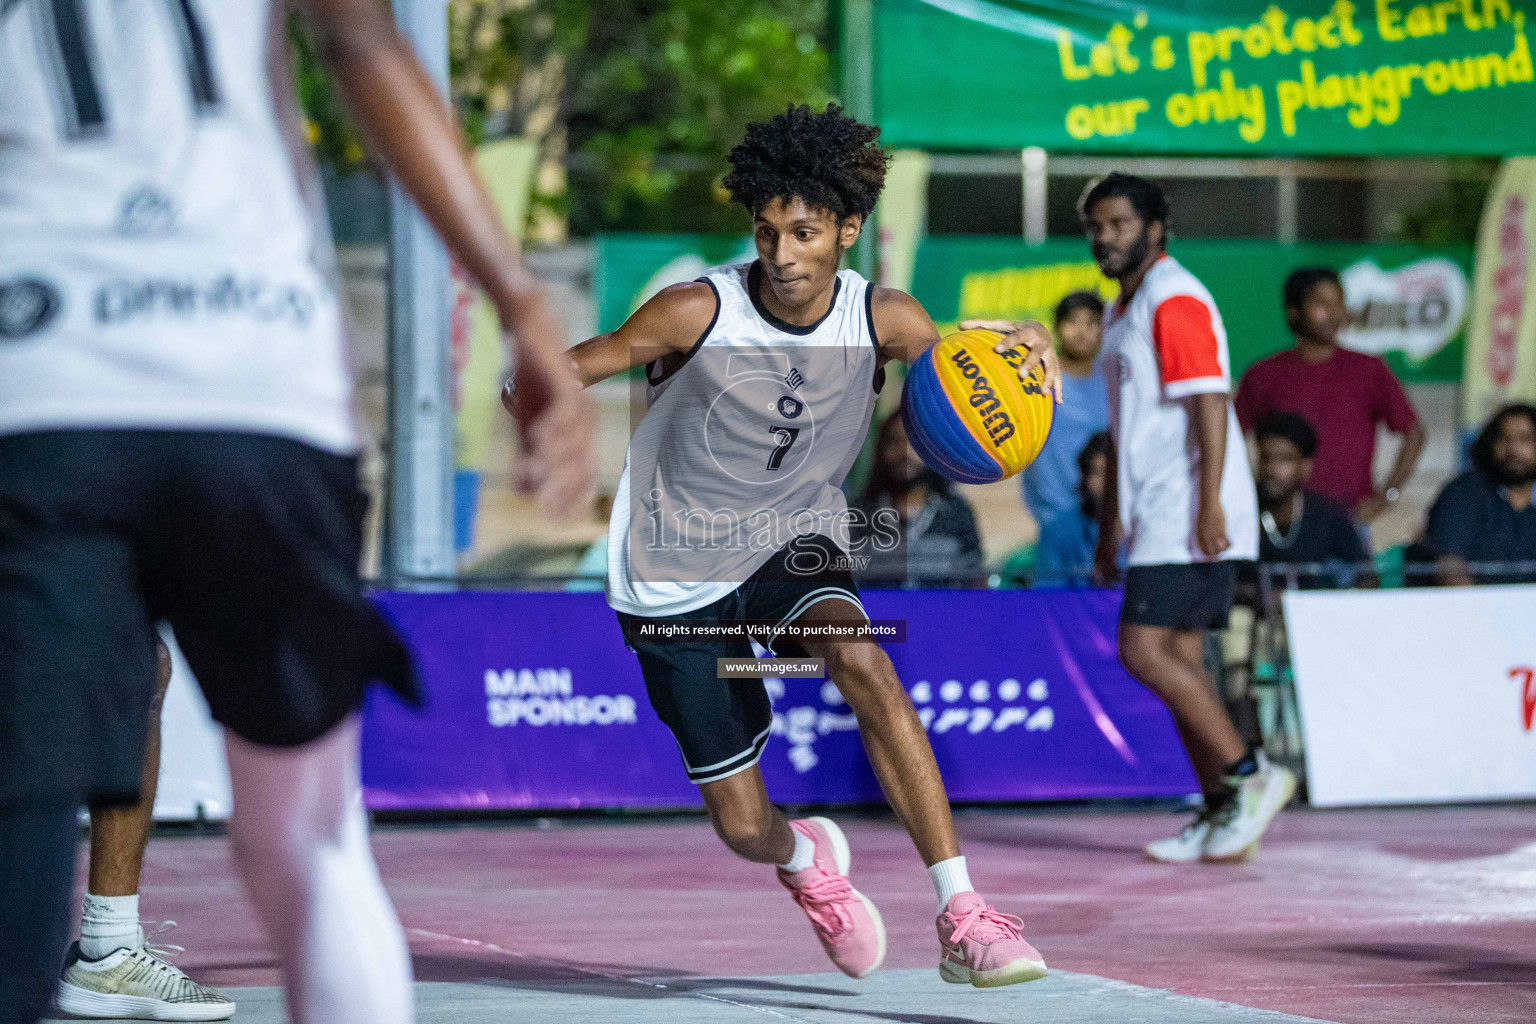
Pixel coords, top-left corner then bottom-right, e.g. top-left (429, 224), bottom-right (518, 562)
top-left (225, 717), bottom-right (413, 1024)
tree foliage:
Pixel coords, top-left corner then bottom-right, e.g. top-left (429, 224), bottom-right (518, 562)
top-left (295, 1), bottom-right (832, 236)
top-left (1395, 162), bottom-right (1498, 245)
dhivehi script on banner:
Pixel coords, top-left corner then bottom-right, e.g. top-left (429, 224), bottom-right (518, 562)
top-left (875, 0), bottom-right (1536, 154)
top-left (1285, 586), bottom-right (1536, 806)
top-left (360, 590), bottom-right (1198, 810)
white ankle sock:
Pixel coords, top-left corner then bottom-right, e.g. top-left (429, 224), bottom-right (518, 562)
top-left (928, 856), bottom-right (975, 913)
top-left (778, 828), bottom-right (816, 874)
top-left (80, 893), bottom-right (141, 960)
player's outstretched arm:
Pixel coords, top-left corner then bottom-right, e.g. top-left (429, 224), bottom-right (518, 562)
top-left (872, 288), bottom-right (1062, 402)
top-left (295, 0), bottom-right (593, 515)
top-left (567, 283), bottom-right (719, 388)
top-left (868, 287), bottom-right (941, 365)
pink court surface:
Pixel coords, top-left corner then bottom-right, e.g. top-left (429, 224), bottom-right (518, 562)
top-left (47, 803), bottom-right (1536, 1024)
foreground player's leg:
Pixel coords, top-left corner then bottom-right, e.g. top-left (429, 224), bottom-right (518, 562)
top-left (800, 599), bottom-right (1047, 988)
top-left (1121, 625), bottom-right (1293, 862)
top-left (59, 641), bottom-right (235, 1022)
top-left (226, 717), bottom-right (413, 1024)
top-left (700, 768), bottom-right (886, 978)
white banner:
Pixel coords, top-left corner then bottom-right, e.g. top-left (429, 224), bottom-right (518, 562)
top-left (1286, 587), bottom-right (1536, 807)
top-left (154, 629), bottom-right (231, 821)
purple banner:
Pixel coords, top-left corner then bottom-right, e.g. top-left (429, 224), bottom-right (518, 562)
top-left (361, 590), bottom-right (1198, 811)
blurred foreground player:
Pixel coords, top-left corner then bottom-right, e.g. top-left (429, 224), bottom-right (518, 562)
top-left (0, 3), bottom-right (593, 1023)
top-left (569, 105), bottom-right (1057, 988)
top-left (1083, 174), bottom-right (1295, 863)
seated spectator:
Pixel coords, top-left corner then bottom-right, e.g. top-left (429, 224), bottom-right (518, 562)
top-left (1021, 290), bottom-right (1109, 533)
top-left (1422, 403), bottom-right (1536, 586)
top-left (1246, 413), bottom-right (1369, 593)
top-left (851, 412), bottom-right (984, 588)
top-left (1034, 432), bottom-right (1108, 587)
top-left (1235, 267), bottom-right (1426, 523)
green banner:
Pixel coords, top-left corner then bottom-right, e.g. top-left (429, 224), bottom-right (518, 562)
top-left (596, 233), bottom-right (1471, 381)
top-left (912, 237), bottom-right (1473, 381)
top-left (594, 234), bottom-right (756, 335)
top-left (873, 0), bottom-right (1536, 154)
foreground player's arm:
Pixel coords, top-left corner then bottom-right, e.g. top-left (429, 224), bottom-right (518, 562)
top-left (566, 283), bottom-right (719, 388)
top-left (1188, 392), bottom-right (1231, 558)
top-left (295, 0), bottom-right (593, 513)
top-left (868, 287), bottom-right (941, 366)
top-left (1094, 437), bottom-right (1122, 586)
top-left (870, 289), bottom-right (1063, 403)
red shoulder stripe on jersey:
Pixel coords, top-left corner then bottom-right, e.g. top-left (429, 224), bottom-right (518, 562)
top-left (1152, 294), bottom-right (1222, 385)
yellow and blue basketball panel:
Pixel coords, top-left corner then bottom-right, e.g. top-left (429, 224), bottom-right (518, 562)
top-left (901, 329), bottom-right (1055, 485)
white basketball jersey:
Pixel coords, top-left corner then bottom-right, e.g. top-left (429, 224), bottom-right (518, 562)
top-left (606, 262), bottom-right (882, 617)
top-left (0, 0), bottom-right (357, 452)
top-left (1101, 256), bottom-right (1257, 566)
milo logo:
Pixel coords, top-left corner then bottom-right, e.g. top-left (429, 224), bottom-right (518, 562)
top-left (950, 348), bottom-right (1016, 447)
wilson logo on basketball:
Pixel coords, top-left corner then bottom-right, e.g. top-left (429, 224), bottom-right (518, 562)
top-left (948, 348), bottom-right (1016, 447)
top-left (1511, 666), bottom-right (1535, 732)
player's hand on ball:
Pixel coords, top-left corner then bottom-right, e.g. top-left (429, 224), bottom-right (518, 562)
top-left (496, 286), bottom-right (596, 519)
top-left (959, 319), bottom-right (1063, 403)
top-left (1196, 500), bottom-right (1230, 558)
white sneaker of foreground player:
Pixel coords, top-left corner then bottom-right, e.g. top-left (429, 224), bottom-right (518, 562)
top-left (1202, 754), bottom-right (1297, 862)
top-left (56, 928), bottom-right (235, 1022)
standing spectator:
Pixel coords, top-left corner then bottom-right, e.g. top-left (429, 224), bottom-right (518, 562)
top-left (1021, 291), bottom-right (1110, 534)
top-left (852, 412), bottom-right (985, 588)
top-left (1084, 173), bottom-right (1291, 865)
top-left (1235, 268), bottom-right (1426, 523)
top-left (1250, 413), bottom-right (1369, 590)
top-left (1034, 432), bottom-right (1109, 587)
top-left (1423, 404), bottom-right (1536, 585)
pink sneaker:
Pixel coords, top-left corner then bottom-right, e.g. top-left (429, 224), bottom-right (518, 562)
top-left (937, 892), bottom-right (1047, 988)
top-left (778, 817), bottom-right (886, 978)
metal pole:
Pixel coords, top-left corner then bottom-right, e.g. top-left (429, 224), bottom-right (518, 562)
top-left (384, 0), bottom-right (456, 585)
top-left (1022, 146), bottom-right (1048, 246)
top-left (840, 0), bottom-right (877, 281)
top-left (1276, 171), bottom-right (1299, 244)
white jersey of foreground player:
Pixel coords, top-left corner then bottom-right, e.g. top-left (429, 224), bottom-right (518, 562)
top-left (0, 0), bottom-right (357, 453)
top-left (1101, 255), bottom-right (1258, 567)
top-left (606, 262), bottom-right (881, 617)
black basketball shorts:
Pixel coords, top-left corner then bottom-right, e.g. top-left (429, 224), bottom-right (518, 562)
top-left (1121, 561), bottom-right (1241, 632)
top-left (0, 430), bottom-right (418, 808)
top-left (616, 534), bottom-right (863, 785)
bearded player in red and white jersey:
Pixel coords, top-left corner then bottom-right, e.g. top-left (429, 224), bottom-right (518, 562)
top-left (1084, 174), bottom-right (1296, 865)
top-left (0, 3), bottom-right (592, 1023)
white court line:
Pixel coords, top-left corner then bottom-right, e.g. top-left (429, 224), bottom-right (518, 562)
top-left (407, 927), bottom-right (822, 1023)
top-left (1206, 980), bottom-right (1536, 992)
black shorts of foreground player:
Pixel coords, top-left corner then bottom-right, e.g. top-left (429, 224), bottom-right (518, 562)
top-left (567, 104), bottom-right (1062, 989)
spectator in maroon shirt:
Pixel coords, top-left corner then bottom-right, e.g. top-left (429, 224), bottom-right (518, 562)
top-left (1234, 267), bottom-right (1426, 523)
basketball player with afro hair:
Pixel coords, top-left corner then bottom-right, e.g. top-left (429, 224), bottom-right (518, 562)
top-left (567, 104), bottom-right (1061, 987)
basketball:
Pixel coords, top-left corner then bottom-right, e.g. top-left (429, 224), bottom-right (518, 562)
top-left (900, 329), bottom-right (1054, 485)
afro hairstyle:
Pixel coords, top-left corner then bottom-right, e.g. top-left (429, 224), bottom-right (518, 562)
top-left (722, 104), bottom-right (890, 222)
